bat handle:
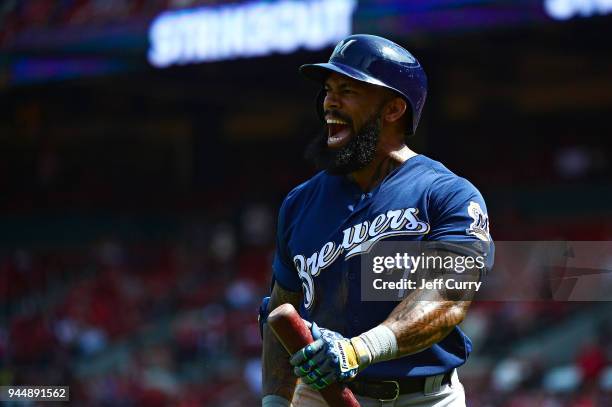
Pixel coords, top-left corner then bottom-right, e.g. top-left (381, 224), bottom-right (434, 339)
top-left (267, 303), bottom-right (361, 407)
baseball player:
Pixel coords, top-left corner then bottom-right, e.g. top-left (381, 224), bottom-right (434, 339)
top-left (260, 34), bottom-right (493, 406)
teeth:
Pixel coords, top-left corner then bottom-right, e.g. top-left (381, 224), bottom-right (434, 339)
top-left (326, 119), bottom-right (347, 125)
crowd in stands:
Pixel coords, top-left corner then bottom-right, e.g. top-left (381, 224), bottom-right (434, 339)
top-left (3, 209), bottom-right (272, 405)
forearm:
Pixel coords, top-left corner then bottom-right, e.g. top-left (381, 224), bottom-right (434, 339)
top-left (381, 290), bottom-right (470, 356)
top-left (365, 257), bottom-right (479, 358)
top-left (378, 249), bottom-right (481, 356)
top-left (262, 323), bottom-right (298, 400)
top-left (261, 282), bottom-right (302, 402)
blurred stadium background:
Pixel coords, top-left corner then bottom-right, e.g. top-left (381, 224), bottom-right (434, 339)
top-left (1, 0), bottom-right (612, 406)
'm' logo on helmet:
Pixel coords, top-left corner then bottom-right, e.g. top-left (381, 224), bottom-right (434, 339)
top-left (333, 39), bottom-right (356, 57)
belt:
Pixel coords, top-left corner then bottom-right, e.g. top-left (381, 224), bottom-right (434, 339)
top-left (347, 371), bottom-right (452, 401)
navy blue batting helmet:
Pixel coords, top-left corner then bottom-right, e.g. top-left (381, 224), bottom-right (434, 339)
top-left (300, 34), bottom-right (427, 135)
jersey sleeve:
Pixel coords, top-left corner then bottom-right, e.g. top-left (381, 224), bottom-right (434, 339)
top-left (272, 194), bottom-right (302, 292)
top-left (427, 176), bottom-right (494, 269)
top-left (427, 176), bottom-right (491, 242)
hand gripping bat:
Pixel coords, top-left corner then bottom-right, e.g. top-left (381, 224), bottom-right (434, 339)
top-left (267, 303), bottom-right (361, 407)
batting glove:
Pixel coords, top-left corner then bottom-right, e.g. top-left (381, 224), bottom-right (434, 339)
top-left (289, 323), bottom-right (372, 390)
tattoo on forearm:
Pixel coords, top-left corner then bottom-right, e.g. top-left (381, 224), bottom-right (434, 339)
top-left (262, 325), bottom-right (298, 399)
top-left (262, 284), bottom-right (302, 400)
top-left (384, 292), bottom-right (469, 356)
top-left (382, 252), bottom-right (480, 356)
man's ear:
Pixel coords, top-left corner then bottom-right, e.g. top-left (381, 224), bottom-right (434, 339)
top-left (383, 97), bottom-right (407, 124)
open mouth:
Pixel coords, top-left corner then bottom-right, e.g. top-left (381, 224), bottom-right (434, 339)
top-left (326, 118), bottom-right (352, 148)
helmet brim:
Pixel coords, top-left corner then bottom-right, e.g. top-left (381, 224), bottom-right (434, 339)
top-left (299, 62), bottom-right (387, 88)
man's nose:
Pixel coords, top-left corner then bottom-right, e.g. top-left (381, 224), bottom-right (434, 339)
top-left (323, 91), bottom-right (340, 111)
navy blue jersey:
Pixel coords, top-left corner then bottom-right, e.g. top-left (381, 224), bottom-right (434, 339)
top-left (273, 154), bottom-right (493, 379)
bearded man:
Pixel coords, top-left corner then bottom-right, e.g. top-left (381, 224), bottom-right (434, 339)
top-left (260, 34), bottom-right (493, 407)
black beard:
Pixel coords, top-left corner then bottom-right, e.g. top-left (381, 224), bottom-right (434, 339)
top-left (305, 112), bottom-right (382, 175)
